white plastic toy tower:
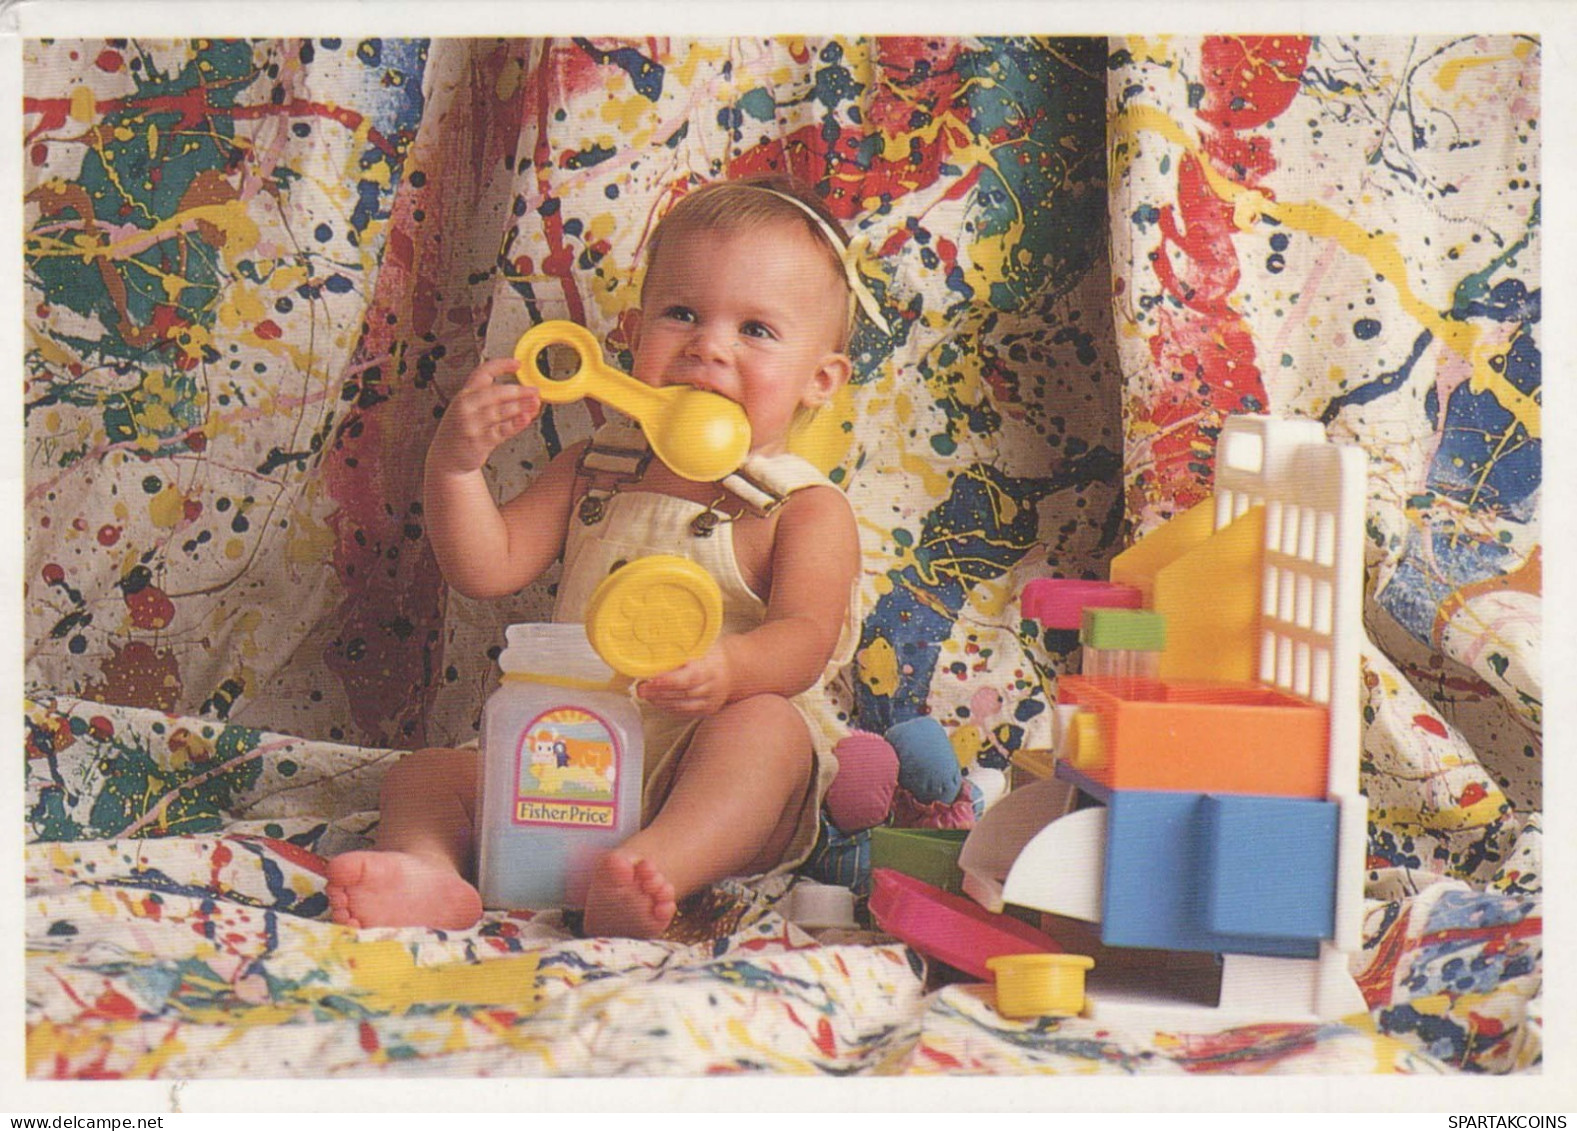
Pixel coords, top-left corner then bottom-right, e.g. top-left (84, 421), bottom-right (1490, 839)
top-left (960, 415), bottom-right (1370, 1025)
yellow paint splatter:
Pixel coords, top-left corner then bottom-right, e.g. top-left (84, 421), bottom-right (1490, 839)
top-left (724, 1018), bottom-right (808, 1072)
top-left (962, 228), bottom-right (1024, 300)
top-left (26, 1019), bottom-right (113, 1075)
top-left (964, 574), bottom-right (1013, 619)
top-left (600, 93), bottom-right (655, 133)
top-left (858, 637), bottom-right (900, 697)
top-left (331, 936), bottom-right (542, 1014)
top-left (148, 485), bottom-right (186, 529)
top-left (284, 493), bottom-right (337, 566)
top-left (1376, 787), bottom-right (1506, 832)
top-left (69, 85), bottom-right (97, 123)
top-left (1112, 104), bottom-right (1540, 439)
top-left (673, 42), bottom-right (729, 87)
top-left (218, 285), bottom-right (266, 329)
top-left (899, 451), bottom-right (952, 498)
top-left (950, 723), bottom-right (986, 767)
top-left (1435, 45), bottom-right (1527, 92)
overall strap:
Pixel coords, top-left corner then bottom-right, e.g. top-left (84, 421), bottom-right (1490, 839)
top-left (572, 417), bottom-right (834, 523)
top-left (572, 419), bottom-right (651, 525)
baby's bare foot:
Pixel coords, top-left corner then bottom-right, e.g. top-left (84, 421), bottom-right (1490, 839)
top-left (325, 850), bottom-right (482, 930)
top-left (581, 851), bottom-right (677, 939)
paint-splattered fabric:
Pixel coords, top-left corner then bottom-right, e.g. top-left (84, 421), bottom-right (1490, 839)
top-left (26, 687), bottom-right (1537, 1076)
top-left (1109, 35), bottom-right (1541, 810)
top-left (24, 35), bottom-right (1539, 1077)
top-left (23, 36), bottom-right (1120, 764)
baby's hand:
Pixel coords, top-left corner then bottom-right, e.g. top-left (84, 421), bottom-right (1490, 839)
top-left (636, 642), bottom-right (733, 717)
top-left (428, 359), bottom-right (541, 475)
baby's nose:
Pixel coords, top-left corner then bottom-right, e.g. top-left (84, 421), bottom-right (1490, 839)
top-left (685, 323), bottom-right (732, 362)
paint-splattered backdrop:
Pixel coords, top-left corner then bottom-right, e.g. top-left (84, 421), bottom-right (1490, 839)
top-left (1110, 36), bottom-right (1540, 811)
top-left (22, 34), bottom-right (1543, 1080)
top-left (24, 37), bottom-right (1121, 773)
top-left (24, 34), bottom-right (1540, 812)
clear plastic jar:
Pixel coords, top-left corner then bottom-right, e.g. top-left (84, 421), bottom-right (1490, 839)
top-left (475, 624), bottom-right (644, 910)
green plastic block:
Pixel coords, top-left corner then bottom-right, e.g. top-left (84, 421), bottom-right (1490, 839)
top-left (1079, 608), bottom-right (1167, 651)
top-left (868, 828), bottom-right (970, 893)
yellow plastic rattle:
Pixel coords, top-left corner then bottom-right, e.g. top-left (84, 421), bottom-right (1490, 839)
top-left (583, 555), bottom-right (725, 680)
top-left (514, 320), bottom-right (751, 482)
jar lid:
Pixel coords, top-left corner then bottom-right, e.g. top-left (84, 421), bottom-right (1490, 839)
top-left (583, 555), bottom-right (724, 679)
top-left (498, 623), bottom-right (615, 685)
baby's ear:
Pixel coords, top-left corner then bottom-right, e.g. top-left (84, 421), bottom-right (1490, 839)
top-left (623, 308), bottom-right (643, 352)
top-left (805, 352), bottom-right (853, 408)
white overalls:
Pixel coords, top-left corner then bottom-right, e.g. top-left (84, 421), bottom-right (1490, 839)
top-left (551, 420), bottom-right (858, 874)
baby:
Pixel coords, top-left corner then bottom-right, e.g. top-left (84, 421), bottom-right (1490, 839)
top-left (325, 176), bottom-right (874, 938)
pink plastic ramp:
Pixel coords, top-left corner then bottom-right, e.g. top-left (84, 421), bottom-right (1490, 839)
top-left (868, 868), bottom-right (1061, 981)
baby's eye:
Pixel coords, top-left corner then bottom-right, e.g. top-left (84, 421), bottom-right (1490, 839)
top-left (662, 305), bottom-right (696, 324)
top-left (740, 320), bottom-right (777, 341)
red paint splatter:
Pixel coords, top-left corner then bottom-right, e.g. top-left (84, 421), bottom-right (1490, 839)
top-left (95, 49), bottom-right (124, 72)
top-left (1196, 36), bottom-right (1309, 131)
top-left (812, 1016), bottom-right (837, 1057)
top-left (84, 641), bottom-right (183, 712)
top-left (1412, 714), bottom-right (1449, 739)
top-left (209, 842), bottom-right (234, 893)
top-left (237, 834), bottom-right (328, 876)
top-left (1175, 1023), bottom-right (1320, 1073)
top-left (1134, 36), bottom-right (1310, 514)
top-left (358, 1021), bottom-right (380, 1052)
top-left (1458, 782), bottom-right (1488, 807)
top-left (88, 987), bottom-right (140, 1021)
top-left (1355, 904), bottom-right (1411, 1009)
top-left (1419, 915), bottom-right (1540, 948)
top-left (125, 584), bottom-right (176, 630)
top-left (97, 524), bottom-right (121, 546)
top-left (42, 563), bottom-right (65, 584)
top-left (919, 1044), bottom-right (964, 1069)
top-left (1467, 1012), bottom-right (1507, 1039)
top-left (254, 320), bottom-right (283, 341)
top-left (24, 88), bottom-right (400, 156)
top-left (728, 40), bottom-right (974, 221)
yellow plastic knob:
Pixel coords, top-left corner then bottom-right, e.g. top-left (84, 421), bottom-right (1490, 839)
top-left (1064, 711), bottom-right (1105, 771)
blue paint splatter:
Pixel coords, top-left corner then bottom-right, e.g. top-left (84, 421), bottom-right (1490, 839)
top-left (855, 448), bottom-right (1118, 729)
top-left (1320, 329), bottom-right (1432, 423)
top-left (1378, 527), bottom-right (1516, 645)
top-left (572, 39), bottom-right (665, 102)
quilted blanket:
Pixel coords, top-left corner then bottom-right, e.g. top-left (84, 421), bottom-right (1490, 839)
top-left (21, 33), bottom-right (1542, 1083)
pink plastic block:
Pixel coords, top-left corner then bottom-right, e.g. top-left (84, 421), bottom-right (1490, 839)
top-left (1021, 579), bottom-right (1143, 630)
top-left (825, 730), bottom-right (899, 832)
top-left (868, 868), bottom-right (1062, 980)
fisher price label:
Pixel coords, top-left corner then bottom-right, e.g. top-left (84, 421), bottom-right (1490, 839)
top-left (512, 706), bottom-right (621, 828)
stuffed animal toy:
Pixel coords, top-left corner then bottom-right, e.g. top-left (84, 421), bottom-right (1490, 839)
top-left (825, 718), bottom-right (982, 835)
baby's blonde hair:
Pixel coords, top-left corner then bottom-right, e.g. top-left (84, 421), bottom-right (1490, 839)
top-left (643, 174), bottom-right (857, 351)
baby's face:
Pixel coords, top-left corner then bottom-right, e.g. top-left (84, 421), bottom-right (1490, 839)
top-left (630, 221), bottom-right (851, 456)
